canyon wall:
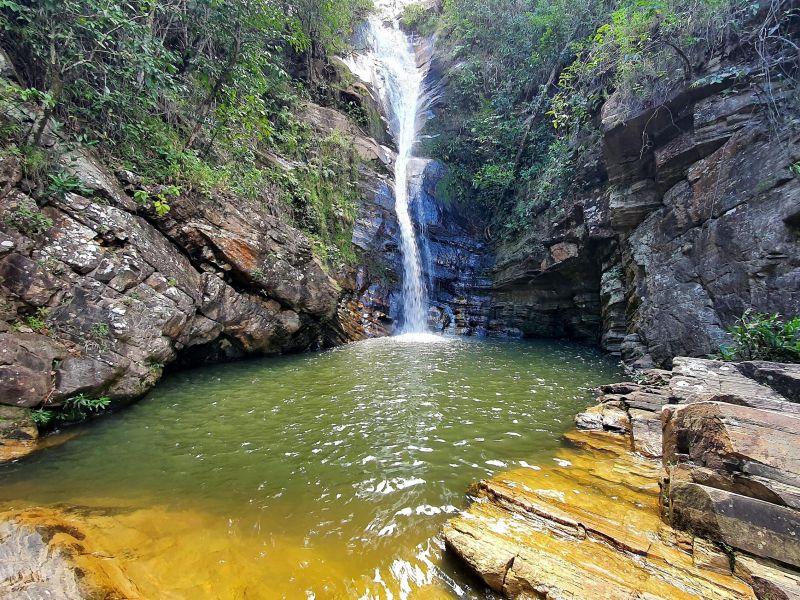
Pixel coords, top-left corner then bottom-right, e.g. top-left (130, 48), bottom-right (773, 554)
top-left (0, 49), bottom-right (401, 447)
top-left (435, 51), bottom-right (800, 367)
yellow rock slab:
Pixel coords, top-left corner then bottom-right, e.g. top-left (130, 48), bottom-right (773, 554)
top-left (444, 430), bottom-right (758, 600)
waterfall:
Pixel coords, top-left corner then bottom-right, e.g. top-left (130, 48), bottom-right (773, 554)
top-left (347, 7), bottom-right (431, 334)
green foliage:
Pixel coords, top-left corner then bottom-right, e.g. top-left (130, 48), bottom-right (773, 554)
top-left (48, 170), bottom-right (91, 197)
top-left (400, 3), bottom-right (434, 33)
top-left (0, 0), bottom-right (369, 266)
top-left (718, 310), bottom-right (800, 363)
top-left (90, 322), bottom-right (110, 338)
top-left (250, 268), bottom-right (266, 283)
top-left (29, 408), bottom-right (54, 427)
top-left (4, 203), bottom-right (53, 235)
top-left (421, 0), bottom-right (604, 230)
top-left (293, 0), bottom-right (373, 56)
top-left (421, 0), bottom-right (769, 244)
top-left (0, 0), bottom-right (366, 183)
top-left (29, 394), bottom-right (111, 429)
top-left (550, 0), bottom-right (744, 131)
top-left (18, 143), bottom-right (50, 180)
top-left (13, 307), bottom-right (49, 333)
top-left (273, 130), bottom-right (361, 269)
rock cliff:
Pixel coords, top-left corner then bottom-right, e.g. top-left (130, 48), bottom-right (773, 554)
top-left (0, 56), bottom-right (401, 456)
top-left (427, 37), bottom-right (800, 364)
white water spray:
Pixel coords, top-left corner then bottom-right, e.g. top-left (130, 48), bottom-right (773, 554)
top-left (347, 4), bottom-right (432, 333)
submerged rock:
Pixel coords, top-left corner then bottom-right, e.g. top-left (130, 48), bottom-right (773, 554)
top-left (0, 508), bottom-right (138, 599)
top-left (0, 405), bottom-right (37, 463)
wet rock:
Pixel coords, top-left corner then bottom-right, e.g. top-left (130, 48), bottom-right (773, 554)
top-left (575, 403), bottom-right (631, 434)
top-left (444, 430), bottom-right (758, 599)
top-left (463, 360), bottom-right (800, 599)
top-left (0, 519), bottom-right (84, 599)
top-left (0, 405), bottom-right (37, 463)
top-left (0, 509), bottom-right (139, 598)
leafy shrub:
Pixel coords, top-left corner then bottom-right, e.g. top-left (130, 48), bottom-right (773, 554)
top-left (29, 408), bottom-right (54, 427)
top-left (47, 170), bottom-right (94, 198)
top-left (401, 3), bottom-right (434, 33)
top-left (719, 310), bottom-right (800, 363)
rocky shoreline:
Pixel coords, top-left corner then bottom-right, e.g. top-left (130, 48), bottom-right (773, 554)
top-left (444, 357), bottom-right (800, 599)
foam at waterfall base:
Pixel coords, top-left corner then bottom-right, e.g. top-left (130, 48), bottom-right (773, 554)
top-left (392, 332), bottom-right (449, 344)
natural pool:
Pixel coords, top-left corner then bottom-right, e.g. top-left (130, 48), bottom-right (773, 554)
top-left (0, 336), bottom-right (620, 598)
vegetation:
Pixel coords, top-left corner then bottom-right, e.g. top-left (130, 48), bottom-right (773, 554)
top-left (0, 0), bottom-right (371, 266)
top-left (30, 393), bottom-right (111, 428)
top-left (13, 306), bottom-right (49, 333)
top-left (419, 0), bottom-right (798, 239)
top-left (719, 310), bottom-right (800, 363)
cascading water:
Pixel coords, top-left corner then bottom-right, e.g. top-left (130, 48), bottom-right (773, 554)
top-left (347, 5), bottom-right (432, 333)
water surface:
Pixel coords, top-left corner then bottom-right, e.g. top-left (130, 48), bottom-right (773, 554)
top-left (0, 336), bottom-right (620, 598)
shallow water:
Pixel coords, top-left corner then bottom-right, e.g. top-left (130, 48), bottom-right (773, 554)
top-left (0, 336), bottom-right (620, 598)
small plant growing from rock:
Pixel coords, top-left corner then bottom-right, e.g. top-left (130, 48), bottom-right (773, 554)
top-left (133, 185), bottom-right (180, 217)
top-left (718, 310), bottom-right (800, 363)
top-left (91, 322), bottom-right (110, 338)
top-left (29, 394), bottom-right (111, 429)
top-left (47, 170), bottom-right (92, 198)
top-left (250, 267), bottom-right (265, 283)
top-left (5, 204), bottom-right (53, 235)
top-left (13, 307), bottom-right (50, 334)
top-left (29, 408), bottom-right (54, 427)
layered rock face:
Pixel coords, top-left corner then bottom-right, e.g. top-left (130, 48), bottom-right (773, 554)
top-left (445, 358), bottom-right (800, 598)
top-left (486, 66), bottom-right (799, 364)
top-left (412, 160), bottom-right (497, 335)
top-left (0, 150), bottom-right (346, 398)
top-left (0, 72), bottom-right (400, 457)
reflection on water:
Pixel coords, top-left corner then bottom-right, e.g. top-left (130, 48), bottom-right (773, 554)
top-left (0, 337), bottom-right (619, 598)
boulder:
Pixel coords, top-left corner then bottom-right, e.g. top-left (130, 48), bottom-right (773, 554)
top-left (662, 401), bottom-right (800, 492)
top-left (444, 430), bottom-right (758, 599)
top-left (736, 361), bottom-right (800, 403)
top-left (667, 480), bottom-right (800, 568)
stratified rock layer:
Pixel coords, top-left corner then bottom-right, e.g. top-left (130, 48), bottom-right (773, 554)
top-left (444, 430), bottom-right (758, 599)
top-left (0, 61), bottom-right (403, 461)
top-left (445, 358), bottom-right (800, 599)
top-left (483, 56), bottom-right (799, 364)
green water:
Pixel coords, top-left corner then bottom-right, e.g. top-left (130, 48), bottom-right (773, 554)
top-left (0, 336), bottom-right (620, 598)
